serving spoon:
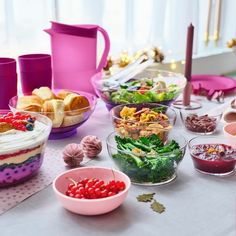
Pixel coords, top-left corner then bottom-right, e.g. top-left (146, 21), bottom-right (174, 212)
top-left (102, 58), bottom-right (154, 90)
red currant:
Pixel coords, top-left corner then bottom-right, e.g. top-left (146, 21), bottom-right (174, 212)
top-left (87, 187), bottom-right (95, 195)
top-left (81, 178), bottom-right (89, 185)
top-left (90, 194), bottom-right (96, 199)
top-left (77, 183), bottom-right (84, 188)
top-left (117, 181), bottom-right (126, 191)
top-left (108, 191), bottom-right (115, 197)
top-left (74, 194), bottom-right (81, 199)
top-left (94, 188), bottom-right (101, 197)
top-left (68, 183), bottom-right (75, 190)
top-left (94, 180), bottom-right (104, 188)
top-left (101, 189), bottom-right (108, 198)
top-left (86, 179), bottom-right (95, 187)
top-left (65, 177), bottom-right (126, 199)
top-left (14, 115), bottom-right (20, 120)
top-left (78, 187), bottom-right (85, 194)
top-left (70, 186), bottom-right (78, 193)
top-left (6, 112), bottom-right (13, 117)
top-left (69, 193), bottom-right (74, 198)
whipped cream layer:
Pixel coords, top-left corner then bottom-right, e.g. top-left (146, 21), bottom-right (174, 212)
top-left (0, 120), bottom-right (49, 155)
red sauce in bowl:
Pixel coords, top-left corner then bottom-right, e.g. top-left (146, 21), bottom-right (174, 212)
top-left (190, 144), bottom-right (236, 174)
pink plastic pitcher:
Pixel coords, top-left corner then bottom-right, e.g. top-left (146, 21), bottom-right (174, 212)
top-left (44, 22), bottom-right (110, 94)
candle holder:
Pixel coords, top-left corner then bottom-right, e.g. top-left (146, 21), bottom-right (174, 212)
top-left (172, 81), bottom-right (202, 110)
top-left (172, 99), bottom-right (202, 110)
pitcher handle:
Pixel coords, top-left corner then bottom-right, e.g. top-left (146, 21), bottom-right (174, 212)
top-left (96, 26), bottom-right (110, 72)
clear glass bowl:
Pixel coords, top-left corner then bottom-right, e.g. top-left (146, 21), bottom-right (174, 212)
top-left (9, 90), bottom-right (97, 139)
top-left (0, 110), bottom-right (52, 187)
top-left (106, 131), bottom-right (187, 186)
top-left (110, 103), bottom-right (176, 142)
top-left (188, 136), bottom-right (236, 176)
top-left (180, 110), bottom-right (222, 135)
top-left (91, 69), bottom-right (186, 110)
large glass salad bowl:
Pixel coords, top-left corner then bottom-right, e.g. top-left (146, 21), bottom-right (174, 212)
top-left (92, 68), bottom-right (186, 110)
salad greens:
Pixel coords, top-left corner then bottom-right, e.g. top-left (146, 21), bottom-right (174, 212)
top-left (110, 87), bottom-right (179, 104)
top-left (112, 134), bottom-right (183, 183)
top-left (106, 78), bottom-right (180, 104)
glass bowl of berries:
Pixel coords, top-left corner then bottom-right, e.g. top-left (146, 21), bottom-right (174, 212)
top-left (0, 110), bottom-right (52, 187)
top-left (52, 166), bottom-right (131, 215)
top-left (188, 136), bottom-right (236, 176)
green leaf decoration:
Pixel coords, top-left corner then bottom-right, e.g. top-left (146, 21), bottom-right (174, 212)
top-left (136, 193), bottom-right (155, 202)
top-left (150, 200), bottom-right (165, 214)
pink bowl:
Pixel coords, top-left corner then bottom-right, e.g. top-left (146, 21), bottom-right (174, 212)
top-left (223, 122), bottom-right (236, 148)
top-left (52, 166), bottom-right (131, 215)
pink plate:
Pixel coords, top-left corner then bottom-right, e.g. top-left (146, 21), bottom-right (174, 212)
top-left (191, 74), bottom-right (236, 97)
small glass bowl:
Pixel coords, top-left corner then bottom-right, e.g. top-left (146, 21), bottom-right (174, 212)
top-left (188, 136), bottom-right (236, 176)
top-left (110, 103), bottom-right (177, 142)
top-left (92, 69), bottom-right (186, 110)
top-left (9, 90), bottom-right (97, 139)
top-left (106, 131), bottom-right (187, 186)
top-left (180, 110), bottom-right (222, 135)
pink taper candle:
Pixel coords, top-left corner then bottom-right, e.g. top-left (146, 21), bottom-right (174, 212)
top-left (183, 23), bottom-right (194, 106)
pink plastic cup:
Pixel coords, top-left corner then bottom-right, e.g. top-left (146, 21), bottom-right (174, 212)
top-left (18, 54), bottom-right (52, 94)
top-left (0, 58), bottom-right (17, 109)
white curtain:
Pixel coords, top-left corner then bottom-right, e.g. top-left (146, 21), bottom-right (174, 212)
top-left (0, 0), bottom-right (235, 60)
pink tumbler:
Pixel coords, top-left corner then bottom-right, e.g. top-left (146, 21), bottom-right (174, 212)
top-left (44, 22), bottom-right (110, 94)
top-left (0, 58), bottom-right (17, 109)
top-left (18, 54), bottom-right (52, 94)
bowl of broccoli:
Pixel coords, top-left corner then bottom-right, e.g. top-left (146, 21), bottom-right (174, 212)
top-left (92, 69), bottom-right (186, 110)
top-left (106, 131), bottom-right (187, 186)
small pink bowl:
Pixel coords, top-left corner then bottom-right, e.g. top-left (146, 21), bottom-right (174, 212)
top-left (52, 166), bottom-right (131, 216)
top-left (223, 122), bottom-right (236, 148)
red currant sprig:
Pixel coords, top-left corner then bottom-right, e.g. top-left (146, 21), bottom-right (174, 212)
top-left (65, 177), bottom-right (126, 199)
top-left (0, 112), bottom-right (35, 131)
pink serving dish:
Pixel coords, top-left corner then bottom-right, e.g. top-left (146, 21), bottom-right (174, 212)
top-left (223, 122), bottom-right (236, 148)
top-left (53, 166), bottom-right (131, 216)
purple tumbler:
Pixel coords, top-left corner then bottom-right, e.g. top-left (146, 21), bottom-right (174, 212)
top-left (0, 58), bottom-right (17, 109)
top-left (18, 54), bottom-right (52, 94)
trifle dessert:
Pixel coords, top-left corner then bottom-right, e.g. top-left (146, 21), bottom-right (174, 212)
top-left (0, 111), bottom-right (52, 187)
